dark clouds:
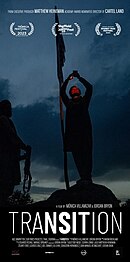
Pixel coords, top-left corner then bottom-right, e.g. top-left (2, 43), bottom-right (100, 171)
top-left (79, 10), bottom-right (130, 96)
top-left (0, 78), bottom-right (10, 100)
top-left (13, 99), bottom-right (63, 168)
top-left (91, 90), bottom-right (130, 176)
top-left (11, 89), bottom-right (130, 181)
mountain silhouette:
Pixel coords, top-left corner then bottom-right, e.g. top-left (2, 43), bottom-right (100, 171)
top-left (32, 181), bottom-right (120, 207)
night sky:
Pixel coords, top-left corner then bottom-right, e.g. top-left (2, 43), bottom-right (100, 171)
top-left (0, 0), bottom-right (130, 201)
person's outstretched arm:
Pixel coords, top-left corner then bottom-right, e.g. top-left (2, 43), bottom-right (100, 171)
top-left (60, 74), bottom-right (73, 106)
top-left (74, 71), bottom-right (93, 105)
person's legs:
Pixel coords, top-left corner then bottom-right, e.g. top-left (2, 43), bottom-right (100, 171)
top-left (72, 150), bottom-right (92, 181)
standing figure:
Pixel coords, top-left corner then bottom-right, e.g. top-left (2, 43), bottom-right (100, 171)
top-left (0, 99), bottom-right (31, 205)
top-left (60, 71), bottom-right (93, 183)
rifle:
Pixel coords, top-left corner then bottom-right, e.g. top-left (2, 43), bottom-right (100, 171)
top-left (20, 146), bottom-right (32, 194)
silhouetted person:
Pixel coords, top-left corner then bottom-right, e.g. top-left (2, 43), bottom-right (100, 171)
top-left (60, 71), bottom-right (93, 183)
top-left (0, 99), bottom-right (30, 205)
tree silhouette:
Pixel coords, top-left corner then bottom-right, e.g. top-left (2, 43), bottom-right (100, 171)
top-left (8, 190), bottom-right (33, 206)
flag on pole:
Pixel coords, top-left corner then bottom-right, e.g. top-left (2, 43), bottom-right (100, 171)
top-left (55, 7), bottom-right (66, 120)
top-left (54, 8), bottom-right (69, 190)
top-left (55, 9), bottom-right (66, 86)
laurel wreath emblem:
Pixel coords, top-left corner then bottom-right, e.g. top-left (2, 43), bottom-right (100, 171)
top-left (95, 22), bottom-right (121, 37)
top-left (9, 22), bottom-right (34, 37)
top-left (51, 23), bottom-right (81, 37)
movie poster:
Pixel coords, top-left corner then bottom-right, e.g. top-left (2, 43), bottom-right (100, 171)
top-left (0, 0), bottom-right (129, 258)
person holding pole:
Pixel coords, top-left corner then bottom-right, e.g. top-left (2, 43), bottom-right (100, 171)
top-left (0, 99), bottom-right (31, 205)
top-left (60, 70), bottom-right (93, 184)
